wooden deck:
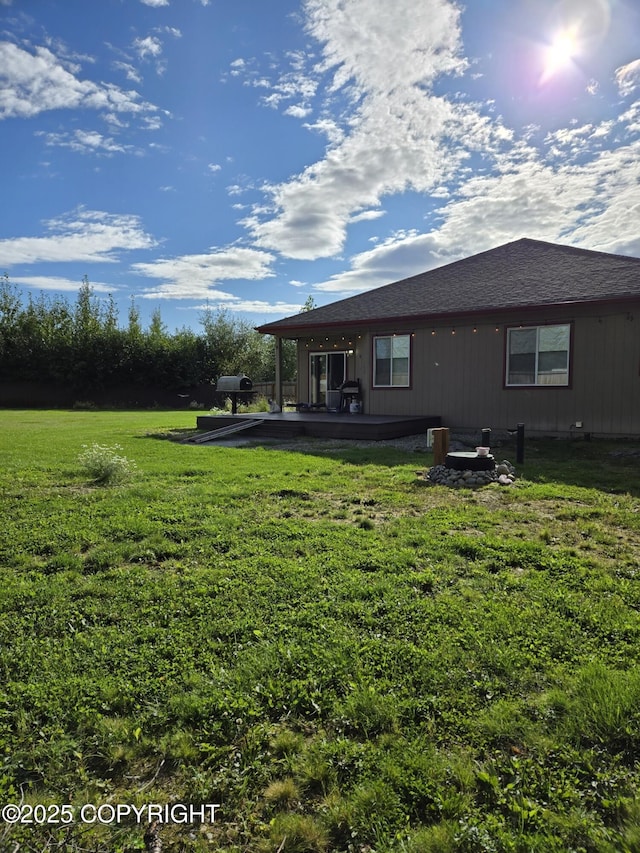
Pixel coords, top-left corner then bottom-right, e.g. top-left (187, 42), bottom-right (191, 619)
top-left (195, 412), bottom-right (441, 441)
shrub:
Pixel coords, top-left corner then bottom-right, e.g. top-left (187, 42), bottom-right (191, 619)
top-left (77, 442), bottom-right (136, 485)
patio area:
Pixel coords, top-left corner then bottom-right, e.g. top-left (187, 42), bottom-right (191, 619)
top-left (194, 411), bottom-right (441, 442)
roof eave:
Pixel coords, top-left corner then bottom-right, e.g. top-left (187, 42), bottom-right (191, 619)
top-left (257, 293), bottom-right (640, 336)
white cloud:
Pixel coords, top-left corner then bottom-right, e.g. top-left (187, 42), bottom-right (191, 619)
top-left (543, 123), bottom-right (597, 162)
top-left (133, 35), bottom-right (163, 60)
top-left (284, 104), bottom-right (313, 118)
top-left (244, 91), bottom-right (462, 259)
top-left (11, 275), bottom-right (117, 293)
top-left (615, 59), bottom-right (640, 97)
top-left (619, 102), bottom-right (640, 135)
top-left (156, 286), bottom-right (241, 301)
top-left (312, 126), bottom-right (640, 295)
top-left (36, 128), bottom-right (137, 155)
top-left (232, 49), bottom-right (319, 114)
top-left (313, 229), bottom-right (441, 293)
top-left (566, 145), bottom-right (640, 256)
top-left (131, 32), bottom-right (178, 76)
top-left (350, 209), bottom-right (385, 224)
top-left (141, 0), bottom-right (169, 6)
top-left (113, 61), bottom-right (143, 84)
top-left (237, 0), bottom-right (639, 289)
top-left (302, 117), bottom-right (344, 144)
top-left (133, 246), bottom-right (276, 299)
top-left (222, 300), bottom-right (305, 314)
top-left (0, 209), bottom-right (157, 266)
top-left (185, 299), bottom-right (304, 315)
top-left (305, 0), bottom-right (465, 94)
top-left (141, 114), bottom-right (165, 130)
top-left (426, 130), bottom-right (640, 259)
top-left (242, 0), bottom-right (481, 260)
top-left (259, 64), bottom-right (318, 113)
top-left (0, 41), bottom-right (159, 122)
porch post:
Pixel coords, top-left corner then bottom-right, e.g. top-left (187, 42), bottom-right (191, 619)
top-left (274, 335), bottom-right (283, 408)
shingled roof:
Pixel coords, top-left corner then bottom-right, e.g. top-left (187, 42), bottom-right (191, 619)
top-left (257, 238), bottom-right (640, 336)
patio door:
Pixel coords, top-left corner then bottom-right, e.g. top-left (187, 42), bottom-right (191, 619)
top-left (310, 352), bottom-right (347, 406)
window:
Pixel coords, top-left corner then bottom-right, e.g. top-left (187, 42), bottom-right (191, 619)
top-left (374, 334), bottom-right (410, 387)
top-left (506, 324), bottom-right (570, 386)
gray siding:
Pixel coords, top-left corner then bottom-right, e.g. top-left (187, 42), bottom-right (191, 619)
top-left (294, 302), bottom-right (640, 436)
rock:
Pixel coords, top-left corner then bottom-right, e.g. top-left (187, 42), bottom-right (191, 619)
top-left (425, 458), bottom-right (516, 488)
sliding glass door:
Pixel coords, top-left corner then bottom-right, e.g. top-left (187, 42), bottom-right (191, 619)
top-left (309, 352), bottom-right (347, 407)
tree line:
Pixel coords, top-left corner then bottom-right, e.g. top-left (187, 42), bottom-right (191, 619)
top-left (0, 275), bottom-right (296, 395)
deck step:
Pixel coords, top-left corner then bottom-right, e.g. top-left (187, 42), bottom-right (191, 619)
top-left (193, 413), bottom-right (441, 441)
top-left (185, 418), bottom-right (266, 443)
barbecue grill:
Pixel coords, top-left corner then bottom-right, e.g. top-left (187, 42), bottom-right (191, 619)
top-left (215, 375), bottom-right (253, 413)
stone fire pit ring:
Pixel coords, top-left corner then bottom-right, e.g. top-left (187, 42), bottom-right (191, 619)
top-left (426, 458), bottom-right (516, 488)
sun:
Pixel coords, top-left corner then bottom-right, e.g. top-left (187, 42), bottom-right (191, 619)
top-left (549, 32), bottom-right (577, 65)
top-left (542, 29), bottom-right (579, 81)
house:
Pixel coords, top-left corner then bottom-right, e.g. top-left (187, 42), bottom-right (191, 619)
top-left (257, 238), bottom-right (640, 437)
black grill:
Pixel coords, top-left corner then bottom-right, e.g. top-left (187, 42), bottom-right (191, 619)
top-left (215, 375), bottom-right (252, 392)
top-left (215, 375), bottom-right (253, 413)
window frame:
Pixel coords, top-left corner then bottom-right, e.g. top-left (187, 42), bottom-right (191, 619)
top-left (505, 322), bottom-right (573, 389)
top-left (372, 333), bottom-right (412, 389)
top-left (308, 350), bottom-right (347, 405)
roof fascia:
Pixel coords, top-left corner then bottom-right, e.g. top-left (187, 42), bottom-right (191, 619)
top-left (257, 294), bottom-right (640, 337)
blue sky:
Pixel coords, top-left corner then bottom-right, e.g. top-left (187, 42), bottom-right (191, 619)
top-left (1, 0), bottom-right (639, 332)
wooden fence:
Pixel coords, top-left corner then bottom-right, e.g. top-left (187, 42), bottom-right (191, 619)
top-left (251, 381), bottom-right (297, 402)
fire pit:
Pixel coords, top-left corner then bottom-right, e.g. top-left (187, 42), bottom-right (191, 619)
top-left (426, 457), bottom-right (516, 487)
top-left (445, 451), bottom-right (495, 472)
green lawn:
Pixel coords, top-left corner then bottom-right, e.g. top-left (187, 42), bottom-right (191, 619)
top-left (1, 410), bottom-right (640, 852)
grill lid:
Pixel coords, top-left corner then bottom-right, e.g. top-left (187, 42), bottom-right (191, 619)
top-left (216, 375), bottom-right (252, 392)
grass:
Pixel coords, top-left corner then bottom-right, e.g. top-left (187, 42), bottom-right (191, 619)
top-left (1, 410), bottom-right (640, 852)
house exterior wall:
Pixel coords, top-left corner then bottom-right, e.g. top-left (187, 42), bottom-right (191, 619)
top-left (295, 334), bottom-right (362, 404)
top-left (294, 301), bottom-right (640, 436)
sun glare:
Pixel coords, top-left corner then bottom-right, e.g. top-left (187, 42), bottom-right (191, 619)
top-left (542, 29), bottom-right (579, 81)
